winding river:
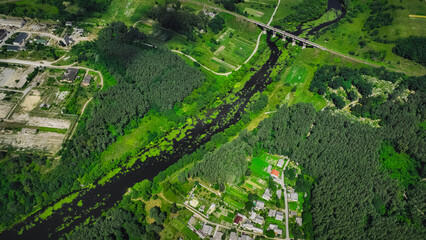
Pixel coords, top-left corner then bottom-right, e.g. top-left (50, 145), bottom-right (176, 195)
top-left (1, 1), bottom-right (345, 239)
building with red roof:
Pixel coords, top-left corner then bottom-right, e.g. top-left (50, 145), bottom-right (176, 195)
top-left (271, 169), bottom-right (280, 178)
top-left (233, 213), bottom-right (244, 225)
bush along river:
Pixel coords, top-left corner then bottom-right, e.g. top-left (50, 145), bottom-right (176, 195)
top-left (1, 1), bottom-right (345, 238)
top-left (1, 32), bottom-right (282, 240)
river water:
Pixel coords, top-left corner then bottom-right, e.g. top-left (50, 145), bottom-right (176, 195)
top-left (1, 1), bottom-right (344, 239)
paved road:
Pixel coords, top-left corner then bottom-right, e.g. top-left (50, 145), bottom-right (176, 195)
top-left (281, 160), bottom-right (291, 240)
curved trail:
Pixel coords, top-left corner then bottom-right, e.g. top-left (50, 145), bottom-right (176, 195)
top-left (0, 58), bottom-right (104, 138)
top-left (143, 0), bottom-right (282, 76)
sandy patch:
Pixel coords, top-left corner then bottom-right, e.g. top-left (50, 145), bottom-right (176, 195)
top-left (10, 113), bottom-right (71, 129)
top-left (56, 91), bottom-right (69, 101)
top-left (214, 45), bottom-right (225, 55)
top-left (0, 130), bottom-right (65, 154)
top-left (20, 92), bottom-right (41, 112)
top-left (0, 68), bottom-right (16, 87)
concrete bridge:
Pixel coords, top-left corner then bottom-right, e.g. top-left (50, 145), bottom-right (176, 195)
top-left (238, 14), bottom-right (327, 50)
top-left (181, 0), bottom-right (327, 50)
top-left (179, 0), bottom-right (415, 75)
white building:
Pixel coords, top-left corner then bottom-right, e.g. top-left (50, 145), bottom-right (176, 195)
top-left (229, 232), bottom-right (238, 240)
top-left (255, 200), bottom-right (265, 210)
top-left (277, 159), bottom-right (285, 168)
top-left (296, 217), bottom-right (303, 226)
top-left (262, 188), bottom-right (272, 201)
top-left (254, 215), bottom-right (264, 225)
top-left (275, 211), bottom-right (284, 221)
top-left (276, 189), bottom-right (282, 199)
top-left (268, 209), bottom-right (276, 217)
top-left (266, 165), bottom-right (272, 173)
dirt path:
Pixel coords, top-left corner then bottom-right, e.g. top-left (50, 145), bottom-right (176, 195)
top-left (0, 58), bottom-right (104, 138)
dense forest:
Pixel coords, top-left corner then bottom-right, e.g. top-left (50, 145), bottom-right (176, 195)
top-left (0, 21), bottom-right (205, 230)
top-left (181, 66), bottom-right (425, 239)
top-left (392, 36), bottom-right (426, 66)
top-left (149, 3), bottom-right (209, 36)
top-left (149, 2), bottom-right (226, 41)
top-left (0, 0), bottom-right (111, 20)
top-left (280, 0), bottom-right (328, 28)
top-left (63, 195), bottom-right (160, 240)
top-left (0, 152), bottom-right (55, 226)
top-left (309, 65), bottom-right (408, 109)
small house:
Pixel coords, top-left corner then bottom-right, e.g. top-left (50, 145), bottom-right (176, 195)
top-left (255, 200), bottom-right (265, 210)
top-left (276, 189), bottom-right (282, 199)
top-left (82, 75), bottom-right (91, 86)
top-left (266, 165), bottom-right (272, 173)
top-left (262, 188), bottom-right (272, 201)
top-left (213, 231), bottom-right (223, 240)
top-left (36, 39), bottom-right (47, 45)
top-left (40, 103), bottom-right (51, 109)
top-left (288, 192), bottom-right (298, 202)
top-left (65, 21), bottom-right (73, 27)
top-left (274, 228), bottom-right (283, 236)
top-left (254, 215), bottom-right (264, 225)
top-left (0, 29), bottom-right (8, 42)
top-left (187, 216), bottom-right (196, 226)
top-left (233, 213), bottom-right (244, 225)
top-left (201, 223), bottom-right (213, 236)
top-left (277, 159), bottom-right (285, 168)
top-left (229, 232), bottom-right (238, 240)
top-left (6, 45), bottom-right (20, 52)
top-left (240, 234), bottom-right (253, 240)
top-left (13, 32), bottom-right (28, 46)
top-left (268, 209), bottom-right (277, 217)
top-left (268, 224), bottom-right (278, 230)
top-left (275, 211), bottom-right (284, 221)
top-left (271, 169), bottom-right (280, 178)
top-left (296, 217), bottom-right (303, 226)
top-left (62, 34), bottom-right (73, 46)
top-left (62, 68), bottom-right (78, 83)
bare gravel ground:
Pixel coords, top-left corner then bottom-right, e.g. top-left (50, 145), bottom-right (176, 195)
top-left (9, 113), bottom-right (71, 129)
top-left (0, 130), bottom-right (65, 154)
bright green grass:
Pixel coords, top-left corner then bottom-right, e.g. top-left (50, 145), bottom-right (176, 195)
top-left (223, 195), bottom-right (245, 210)
top-left (250, 156), bottom-right (270, 178)
top-left (380, 143), bottom-right (419, 188)
top-left (169, 218), bottom-right (200, 240)
top-left (226, 186), bottom-right (249, 202)
top-left (271, 0), bottom-right (303, 25)
top-left (288, 201), bottom-right (297, 211)
top-left (314, 0), bottom-right (426, 75)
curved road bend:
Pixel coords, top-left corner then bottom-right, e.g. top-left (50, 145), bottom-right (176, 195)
top-left (0, 58), bottom-right (104, 138)
top-left (180, 0), bottom-right (415, 75)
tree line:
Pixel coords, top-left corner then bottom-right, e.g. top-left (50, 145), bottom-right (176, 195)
top-left (0, 0), bottom-right (111, 20)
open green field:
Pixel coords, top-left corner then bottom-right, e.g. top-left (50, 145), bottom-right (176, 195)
top-left (141, 9), bottom-right (260, 73)
top-left (271, 0), bottom-right (303, 25)
top-left (225, 186), bottom-right (249, 202)
top-left (314, 0), bottom-right (426, 75)
top-left (250, 155), bottom-right (270, 178)
top-left (223, 195), bottom-right (245, 210)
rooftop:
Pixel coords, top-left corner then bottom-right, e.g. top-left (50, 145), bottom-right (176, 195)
top-left (271, 169), bottom-right (280, 178)
top-left (13, 32), bottom-right (28, 45)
